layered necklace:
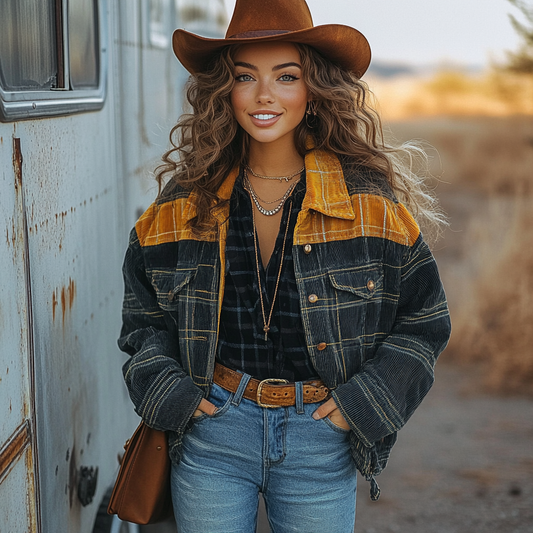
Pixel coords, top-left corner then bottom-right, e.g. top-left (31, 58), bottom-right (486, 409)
top-left (243, 165), bottom-right (302, 217)
top-left (243, 164), bottom-right (302, 340)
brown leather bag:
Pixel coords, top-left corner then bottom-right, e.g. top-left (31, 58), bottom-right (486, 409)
top-left (107, 421), bottom-right (174, 524)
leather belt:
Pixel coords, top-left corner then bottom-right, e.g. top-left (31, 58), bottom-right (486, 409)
top-left (213, 363), bottom-right (330, 408)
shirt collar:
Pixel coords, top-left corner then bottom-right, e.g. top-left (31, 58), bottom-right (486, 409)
top-left (183, 148), bottom-right (355, 224)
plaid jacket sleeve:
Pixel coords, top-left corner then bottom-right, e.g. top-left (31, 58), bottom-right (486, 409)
top-left (331, 234), bottom-right (451, 447)
top-left (118, 227), bottom-right (204, 432)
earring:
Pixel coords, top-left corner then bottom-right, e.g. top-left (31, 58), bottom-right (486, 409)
top-left (306, 101), bottom-right (318, 128)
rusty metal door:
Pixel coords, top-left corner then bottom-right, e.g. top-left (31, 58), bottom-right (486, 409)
top-left (0, 72), bottom-right (135, 533)
top-left (0, 137), bottom-right (39, 531)
top-left (9, 116), bottom-right (135, 532)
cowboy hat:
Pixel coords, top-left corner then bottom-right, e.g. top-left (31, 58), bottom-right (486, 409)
top-left (173, 0), bottom-right (371, 78)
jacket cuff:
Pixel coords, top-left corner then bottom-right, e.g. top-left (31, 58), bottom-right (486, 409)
top-left (141, 375), bottom-right (204, 433)
top-left (331, 379), bottom-right (389, 447)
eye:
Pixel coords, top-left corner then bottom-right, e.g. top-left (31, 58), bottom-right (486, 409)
top-left (235, 73), bottom-right (254, 82)
top-left (279, 74), bottom-right (299, 82)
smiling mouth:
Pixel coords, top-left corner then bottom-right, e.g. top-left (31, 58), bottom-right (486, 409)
top-left (251, 113), bottom-right (280, 120)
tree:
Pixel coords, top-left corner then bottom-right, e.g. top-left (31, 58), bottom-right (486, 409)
top-left (506, 0), bottom-right (533, 73)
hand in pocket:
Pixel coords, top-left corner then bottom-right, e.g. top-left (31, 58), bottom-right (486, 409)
top-left (312, 398), bottom-right (350, 430)
top-left (192, 398), bottom-right (218, 418)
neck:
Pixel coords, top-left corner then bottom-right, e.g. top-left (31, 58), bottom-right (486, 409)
top-left (247, 136), bottom-right (304, 176)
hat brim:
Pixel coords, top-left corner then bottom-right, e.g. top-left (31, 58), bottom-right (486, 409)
top-left (173, 24), bottom-right (371, 78)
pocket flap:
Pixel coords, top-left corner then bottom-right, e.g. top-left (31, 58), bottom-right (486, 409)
top-left (152, 268), bottom-right (197, 306)
top-left (328, 267), bottom-right (383, 299)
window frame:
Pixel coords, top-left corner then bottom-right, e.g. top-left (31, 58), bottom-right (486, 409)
top-left (0, 0), bottom-right (107, 122)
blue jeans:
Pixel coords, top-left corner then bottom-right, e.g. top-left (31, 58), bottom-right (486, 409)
top-left (171, 376), bottom-right (357, 533)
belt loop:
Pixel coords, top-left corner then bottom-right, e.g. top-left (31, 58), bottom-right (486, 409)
top-left (232, 372), bottom-right (252, 406)
top-left (295, 381), bottom-right (304, 414)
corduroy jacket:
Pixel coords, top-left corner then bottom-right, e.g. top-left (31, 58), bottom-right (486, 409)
top-left (118, 148), bottom-right (451, 499)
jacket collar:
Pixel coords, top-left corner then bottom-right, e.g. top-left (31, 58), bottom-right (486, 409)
top-left (302, 148), bottom-right (355, 220)
top-left (182, 166), bottom-right (240, 224)
top-left (183, 148), bottom-right (355, 223)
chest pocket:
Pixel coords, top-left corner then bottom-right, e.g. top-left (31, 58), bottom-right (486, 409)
top-left (152, 269), bottom-right (197, 312)
top-left (328, 266), bottom-right (383, 299)
top-left (327, 265), bottom-right (384, 337)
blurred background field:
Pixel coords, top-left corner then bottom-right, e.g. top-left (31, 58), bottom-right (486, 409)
top-left (370, 69), bottom-right (533, 119)
top-left (367, 64), bottom-right (533, 396)
top-left (352, 10), bottom-right (533, 528)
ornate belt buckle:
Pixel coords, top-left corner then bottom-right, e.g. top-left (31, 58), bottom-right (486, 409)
top-left (256, 378), bottom-right (289, 408)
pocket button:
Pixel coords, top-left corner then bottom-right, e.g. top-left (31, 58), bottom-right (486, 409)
top-left (366, 280), bottom-right (375, 291)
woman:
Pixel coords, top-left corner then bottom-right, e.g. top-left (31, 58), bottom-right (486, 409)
top-left (118, 1), bottom-right (451, 531)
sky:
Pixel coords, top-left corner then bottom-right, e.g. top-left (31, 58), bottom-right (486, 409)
top-left (223, 0), bottom-right (525, 67)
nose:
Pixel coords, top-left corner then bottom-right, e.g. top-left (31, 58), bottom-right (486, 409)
top-left (255, 78), bottom-right (275, 104)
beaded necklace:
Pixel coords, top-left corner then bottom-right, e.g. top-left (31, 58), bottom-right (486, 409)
top-left (243, 171), bottom-right (297, 216)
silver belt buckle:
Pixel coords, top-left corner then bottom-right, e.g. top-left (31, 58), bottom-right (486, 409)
top-left (256, 378), bottom-right (289, 408)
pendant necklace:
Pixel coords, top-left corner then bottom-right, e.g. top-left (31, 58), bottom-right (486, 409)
top-left (250, 194), bottom-right (293, 341)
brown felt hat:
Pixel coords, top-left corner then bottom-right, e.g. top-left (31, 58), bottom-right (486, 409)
top-left (173, 0), bottom-right (371, 78)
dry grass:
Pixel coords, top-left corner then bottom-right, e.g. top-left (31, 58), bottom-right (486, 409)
top-left (369, 69), bottom-right (533, 121)
top-left (384, 115), bottom-right (533, 193)
top-left (381, 112), bottom-right (533, 396)
top-left (446, 201), bottom-right (533, 395)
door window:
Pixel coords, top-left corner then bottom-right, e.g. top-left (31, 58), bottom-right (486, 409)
top-left (0, 0), bottom-right (105, 121)
top-left (0, 1), bottom-right (58, 90)
top-left (69, 0), bottom-right (100, 89)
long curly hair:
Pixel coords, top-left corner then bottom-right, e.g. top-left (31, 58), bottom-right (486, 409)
top-left (155, 43), bottom-right (446, 240)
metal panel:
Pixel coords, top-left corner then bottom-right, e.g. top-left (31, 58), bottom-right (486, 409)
top-left (116, 0), bottom-right (183, 229)
top-left (0, 446), bottom-right (37, 531)
top-left (0, 3), bottom-right (136, 531)
top-left (0, 133), bottom-right (39, 532)
top-left (0, 135), bottom-right (29, 480)
top-left (12, 89), bottom-right (135, 533)
top-left (116, 0), bottom-right (226, 228)
top-left (0, 1), bottom-right (228, 531)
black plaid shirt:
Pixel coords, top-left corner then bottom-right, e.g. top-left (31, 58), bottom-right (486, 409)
top-left (216, 170), bottom-right (318, 382)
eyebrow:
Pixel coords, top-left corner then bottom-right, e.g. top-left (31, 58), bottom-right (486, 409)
top-left (234, 61), bottom-right (302, 71)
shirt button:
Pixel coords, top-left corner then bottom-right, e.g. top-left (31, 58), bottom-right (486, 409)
top-left (317, 342), bottom-right (327, 351)
top-left (168, 291), bottom-right (175, 301)
top-left (303, 244), bottom-right (312, 254)
top-left (308, 294), bottom-right (318, 303)
top-left (367, 280), bottom-right (375, 291)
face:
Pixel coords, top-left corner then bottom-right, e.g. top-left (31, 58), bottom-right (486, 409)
top-left (230, 42), bottom-right (309, 149)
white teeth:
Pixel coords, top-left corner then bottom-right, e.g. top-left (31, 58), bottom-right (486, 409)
top-left (253, 114), bottom-right (277, 120)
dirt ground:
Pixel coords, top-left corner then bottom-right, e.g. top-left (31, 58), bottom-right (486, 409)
top-left (353, 364), bottom-right (533, 533)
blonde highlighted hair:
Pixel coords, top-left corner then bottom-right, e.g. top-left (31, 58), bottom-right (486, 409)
top-left (155, 44), bottom-right (446, 241)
